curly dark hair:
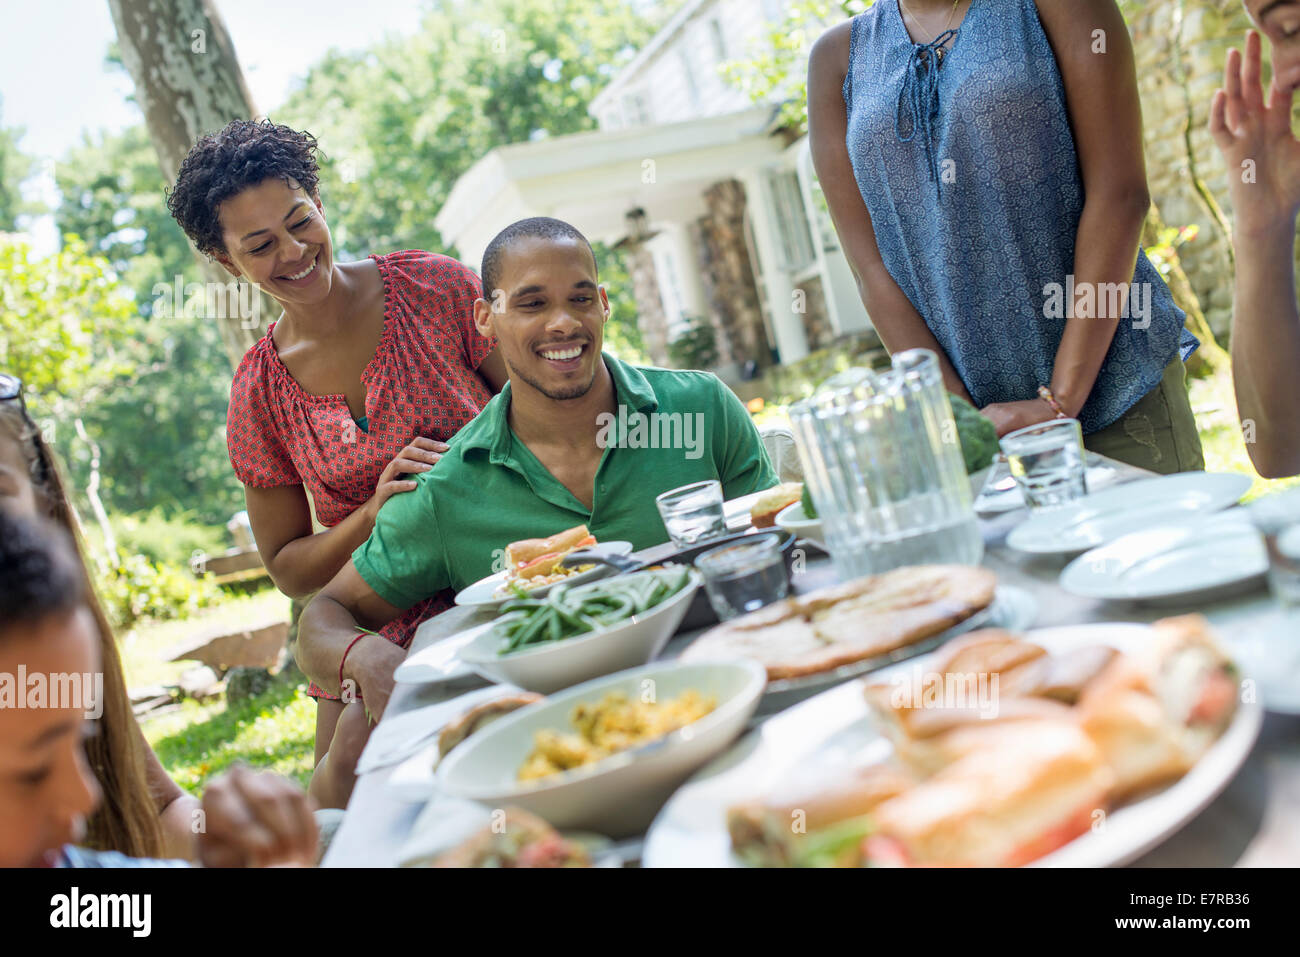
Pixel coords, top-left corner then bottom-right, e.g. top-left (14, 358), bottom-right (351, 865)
top-left (166, 118), bottom-right (321, 257)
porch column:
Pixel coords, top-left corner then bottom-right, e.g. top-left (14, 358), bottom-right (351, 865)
top-left (737, 169), bottom-right (809, 364)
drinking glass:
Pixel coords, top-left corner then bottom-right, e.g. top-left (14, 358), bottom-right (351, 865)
top-left (999, 419), bottom-right (1088, 510)
top-left (655, 480), bottom-right (727, 547)
top-left (1249, 487), bottom-right (1300, 609)
top-left (787, 349), bottom-right (983, 581)
top-left (695, 533), bottom-right (789, 621)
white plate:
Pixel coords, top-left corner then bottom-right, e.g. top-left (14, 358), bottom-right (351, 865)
top-left (437, 660), bottom-right (767, 838)
top-left (774, 501), bottom-right (825, 551)
top-left (457, 570), bottom-right (703, 694)
top-left (724, 491), bottom-right (765, 531)
top-left (1060, 513), bottom-right (1269, 603)
top-left (1216, 606), bottom-right (1300, 716)
top-left (643, 622), bottom-right (1262, 868)
top-left (1006, 472), bottom-right (1252, 556)
top-left (453, 541), bottom-right (634, 608)
top-left (392, 622), bottom-right (487, 685)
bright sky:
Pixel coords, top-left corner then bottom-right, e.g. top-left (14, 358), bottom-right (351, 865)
top-left (0, 0), bottom-right (428, 251)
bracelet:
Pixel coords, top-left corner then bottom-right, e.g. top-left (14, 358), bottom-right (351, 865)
top-left (1037, 385), bottom-right (1069, 419)
top-left (338, 628), bottom-right (380, 698)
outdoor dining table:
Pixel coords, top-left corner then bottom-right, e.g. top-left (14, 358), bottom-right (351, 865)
top-left (323, 455), bottom-right (1300, 867)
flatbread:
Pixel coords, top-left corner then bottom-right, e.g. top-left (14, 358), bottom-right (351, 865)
top-left (681, 565), bottom-right (997, 680)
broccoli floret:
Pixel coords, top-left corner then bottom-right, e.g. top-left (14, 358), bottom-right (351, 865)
top-left (949, 394), bottom-right (999, 474)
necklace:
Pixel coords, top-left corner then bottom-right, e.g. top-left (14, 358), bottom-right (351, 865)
top-left (902, 0), bottom-right (962, 60)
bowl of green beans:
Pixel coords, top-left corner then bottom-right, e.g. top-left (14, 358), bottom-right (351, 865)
top-left (458, 566), bottom-right (703, 693)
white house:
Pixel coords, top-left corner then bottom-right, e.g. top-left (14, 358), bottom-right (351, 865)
top-left (434, 0), bottom-right (870, 380)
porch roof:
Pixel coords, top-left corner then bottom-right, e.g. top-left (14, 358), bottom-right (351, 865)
top-left (434, 105), bottom-right (785, 267)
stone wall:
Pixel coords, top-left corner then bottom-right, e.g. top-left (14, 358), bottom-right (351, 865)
top-left (691, 179), bottom-right (771, 369)
top-left (794, 274), bottom-right (833, 352)
top-left (625, 245), bottom-right (671, 366)
top-left (1129, 0), bottom-right (1254, 338)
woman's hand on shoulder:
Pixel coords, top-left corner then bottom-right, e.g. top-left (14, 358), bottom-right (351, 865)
top-left (364, 437), bottom-right (449, 523)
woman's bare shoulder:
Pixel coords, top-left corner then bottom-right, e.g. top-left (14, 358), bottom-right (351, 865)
top-left (809, 18), bottom-right (854, 77)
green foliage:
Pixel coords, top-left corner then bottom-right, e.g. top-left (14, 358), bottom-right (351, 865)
top-left (51, 124), bottom-right (243, 525)
top-left (0, 102), bottom-right (38, 231)
top-left (667, 316), bottom-right (720, 370)
top-left (69, 307), bottom-right (243, 525)
top-left (87, 508), bottom-right (228, 569)
top-left (720, 0), bottom-right (869, 135)
top-left (0, 234), bottom-right (138, 416)
top-left (949, 393), bottom-right (999, 475)
top-left (96, 554), bottom-right (223, 630)
top-left (593, 241), bottom-right (649, 365)
top-left (276, 0), bottom-right (660, 257)
top-left (55, 124), bottom-right (199, 311)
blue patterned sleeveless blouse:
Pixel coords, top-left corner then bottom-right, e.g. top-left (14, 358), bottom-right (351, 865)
top-left (842, 0), bottom-right (1197, 433)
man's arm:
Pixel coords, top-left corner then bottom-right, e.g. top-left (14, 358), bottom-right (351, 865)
top-left (298, 560), bottom-right (408, 720)
top-left (1210, 30), bottom-right (1300, 478)
top-left (713, 378), bottom-right (779, 497)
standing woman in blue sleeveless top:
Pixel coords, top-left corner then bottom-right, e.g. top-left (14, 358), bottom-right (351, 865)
top-left (808, 0), bottom-right (1204, 473)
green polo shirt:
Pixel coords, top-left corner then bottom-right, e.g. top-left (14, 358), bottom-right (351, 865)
top-left (352, 353), bottom-right (779, 609)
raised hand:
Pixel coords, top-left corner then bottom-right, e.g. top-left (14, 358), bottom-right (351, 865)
top-left (1210, 30), bottom-right (1300, 234)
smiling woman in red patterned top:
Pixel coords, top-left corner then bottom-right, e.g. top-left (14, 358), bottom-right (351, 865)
top-left (168, 120), bottom-right (508, 796)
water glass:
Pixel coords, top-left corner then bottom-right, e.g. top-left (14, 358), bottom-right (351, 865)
top-left (695, 533), bottom-right (790, 621)
top-left (1000, 418), bottom-right (1088, 510)
top-left (655, 480), bottom-right (727, 547)
top-left (1249, 487), bottom-right (1300, 608)
top-left (787, 349), bottom-right (983, 580)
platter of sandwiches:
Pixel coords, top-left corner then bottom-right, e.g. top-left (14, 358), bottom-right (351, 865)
top-left (454, 525), bottom-right (633, 607)
top-left (642, 615), bottom-right (1261, 868)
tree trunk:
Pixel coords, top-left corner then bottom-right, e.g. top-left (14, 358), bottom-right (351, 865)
top-left (106, 0), bottom-right (275, 370)
top-left (73, 417), bottom-right (119, 570)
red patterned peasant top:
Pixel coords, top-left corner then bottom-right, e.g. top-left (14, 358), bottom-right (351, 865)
top-left (226, 251), bottom-right (494, 696)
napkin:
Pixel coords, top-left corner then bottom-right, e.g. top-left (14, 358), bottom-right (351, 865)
top-left (355, 683), bottom-right (520, 775)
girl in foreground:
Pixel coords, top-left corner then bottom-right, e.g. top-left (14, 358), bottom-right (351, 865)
top-left (0, 509), bottom-right (316, 868)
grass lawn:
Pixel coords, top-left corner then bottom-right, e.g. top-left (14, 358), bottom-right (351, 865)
top-left (119, 586), bottom-right (316, 794)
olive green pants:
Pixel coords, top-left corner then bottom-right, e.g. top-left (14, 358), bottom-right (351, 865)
top-left (1083, 357), bottom-right (1205, 474)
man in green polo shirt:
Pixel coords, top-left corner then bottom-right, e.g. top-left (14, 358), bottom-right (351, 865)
top-left (297, 216), bottom-right (777, 806)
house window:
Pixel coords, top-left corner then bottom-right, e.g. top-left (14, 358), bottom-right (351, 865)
top-left (767, 171), bottom-right (816, 271)
top-left (622, 91), bottom-right (652, 126)
top-left (709, 18), bottom-right (727, 61)
top-left (797, 140), bottom-right (841, 252)
top-left (677, 49), bottom-right (701, 111)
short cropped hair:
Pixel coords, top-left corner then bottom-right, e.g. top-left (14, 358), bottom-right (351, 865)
top-left (0, 509), bottom-right (84, 632)
top-left (480, 217), bottom-right (597, 299)
top-left (167, 118), bottom-right (321, 257)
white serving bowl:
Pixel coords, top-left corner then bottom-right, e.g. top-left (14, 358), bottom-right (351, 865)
top-left (775, 501), bottom-right (826, 550)
top-left (437, 659), bottom-right (767, 837)
top-left (457, 569), bottom-right (703, 694)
